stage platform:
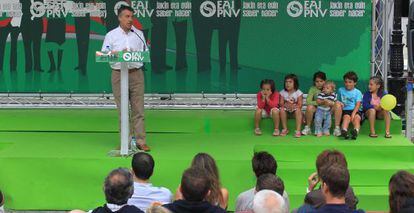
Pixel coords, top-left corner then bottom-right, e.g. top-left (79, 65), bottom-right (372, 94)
top-left (0, 109), bottom-right (412, 212)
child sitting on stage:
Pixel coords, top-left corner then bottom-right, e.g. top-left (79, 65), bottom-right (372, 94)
top-left (302, 71), bottom-right (326, 135)
top-left (314, 81), bottom-right (337, 137)
top-left (362, 76), bottom-right (392, 138)
top-left (280, 74), bottom-right (303, 138)
top-left (255, 79), bottom-right (281, 136)
top-left (334, 71), bottom-right (363, 140)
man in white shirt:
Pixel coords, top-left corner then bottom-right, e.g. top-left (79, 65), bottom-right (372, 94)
top-left (128, 152), bottom-right (172, 212)
top-left (235, 152), bottom-right (290, 212)
top-left (101, 5), bottom-right (150, 151)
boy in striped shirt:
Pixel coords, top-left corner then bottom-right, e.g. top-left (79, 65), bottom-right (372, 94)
top-left (315, 81), bottom-right (337, 137)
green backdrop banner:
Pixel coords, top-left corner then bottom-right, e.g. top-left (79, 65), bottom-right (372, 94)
top-left (0, 0), bottom-right (371, 93)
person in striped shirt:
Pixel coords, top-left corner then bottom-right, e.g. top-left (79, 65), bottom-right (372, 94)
top-left (314, 81), bottom-right (337, 137)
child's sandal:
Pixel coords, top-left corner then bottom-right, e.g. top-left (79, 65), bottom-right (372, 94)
top-left (294, 131), bottom-right (302, 138)
top-left (280, 129), bottom-right (289, 136)
top-left (255, 128), bottom-right (262, 136)
top-left (369, 133), bottom-right (378, 138)
top-left (272, 129), bottom-right (280, 136)
top-left (385, 133), bottom-right (392, 138)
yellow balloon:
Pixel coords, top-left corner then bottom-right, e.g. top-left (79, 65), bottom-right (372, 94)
top-left (380, 94), bottom-right (397, 111)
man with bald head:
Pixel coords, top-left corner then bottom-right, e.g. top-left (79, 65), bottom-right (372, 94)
top-left (70, 168), bottom-right (144, 213)
top-left (253, 190), bottom-right (287, 213)
top-left (92, 168), bottom-right (144, 213)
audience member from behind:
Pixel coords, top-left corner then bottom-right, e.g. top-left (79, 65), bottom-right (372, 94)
top-left (303, 150), bottom-right (357, 210)
top-left (235, 174), bottom-right (285, 213)
top-left (128, 153), bottom-right (172, 212)
top-left (253, 190), bottom-right (287, 213)
top-left (389, 170), bottom-right (414, 213)
top-left (175, 153), bottom-right (229, 209)
top-left (87, 168), bottom-right (144, 213)
top-left (146, 205), bottom-right (172, 213)
top-left (235, 151), bottom-right (290, 212)
top-left (315, 164), bottom-right (363, 213)
top-left (164, 167), bottom-right (226, 213)
top-left (0, 190), bottom-right (4, 213)
top-left (256, 174), bottom-right (285, 196)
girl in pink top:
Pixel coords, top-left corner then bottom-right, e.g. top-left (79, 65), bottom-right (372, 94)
top-left (255, 79), bottom-right (281, 136)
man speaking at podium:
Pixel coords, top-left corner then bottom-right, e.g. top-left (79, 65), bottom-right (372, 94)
top-left (102, 5), bottom-right (150, 152)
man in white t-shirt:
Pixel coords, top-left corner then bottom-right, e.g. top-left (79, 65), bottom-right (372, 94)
top-left (128, 153), bottom-right (172, 212)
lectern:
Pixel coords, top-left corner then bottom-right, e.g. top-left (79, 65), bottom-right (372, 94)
top-left (96, 51), bottom-right (150, 156)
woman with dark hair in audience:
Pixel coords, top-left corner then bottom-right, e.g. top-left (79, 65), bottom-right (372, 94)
top-left (0, 190), bottom-right (4, 213)
top-left (175, 153), bottom-right (229, 209)
top-left (389, 170), bottom-right (414, 213)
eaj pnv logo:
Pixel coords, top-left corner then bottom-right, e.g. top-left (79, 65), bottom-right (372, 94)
top-left (122, 52), bottom-right (149, 62)
top-left (200, 1), bottom-right (216, 17)
top-left (286, 1), bottom-right (303, 17)
top-left (30, 0), bottom-right (46, 19)
top-left (96, 51), bottom-right (150, 63)
top-left (200, 0), bottom-right (240, 17)
top-left (286, 1), bottom-right (327, 18)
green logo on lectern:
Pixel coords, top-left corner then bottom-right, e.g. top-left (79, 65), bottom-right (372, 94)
top-left (96, 51), bottom-right (151, 63)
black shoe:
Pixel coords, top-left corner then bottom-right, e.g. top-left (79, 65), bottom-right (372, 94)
top-left (341, 129), bottom-right (349, 139)
top-left (351, 129), bottom-right (358, 140)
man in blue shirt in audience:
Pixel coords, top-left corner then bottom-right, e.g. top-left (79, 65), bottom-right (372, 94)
top-left (128, 153), bottom-right (172, 211)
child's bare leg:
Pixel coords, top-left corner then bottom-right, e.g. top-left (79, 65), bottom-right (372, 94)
top-left (366, 109), bottom-right (376, 134)
top-left (280, 109), bottom-right (288, 130)
top-left (255, 108), bottom-right (262, 129)
top-left (352, 114), bottom-right (361, 130)
top-left (342, 115), bottom-right (351, 130)
top-left (383, 110), bottom-right (391, 134)
top-left (305, 105), bottom-right (316, 127)
top-left (334, 102), bottom-right (343, 127)
top-left (295, 109), bottom-right (302, 132)
top-left (271, 108), bottom-right (280, 130)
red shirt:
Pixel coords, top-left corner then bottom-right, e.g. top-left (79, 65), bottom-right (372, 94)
top-left (257, 91), bottom-right (280, 114)
top-left (0, 18), bottom-right (12, 27)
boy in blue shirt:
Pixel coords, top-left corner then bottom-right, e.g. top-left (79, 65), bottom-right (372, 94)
top-left (334, 71), bottom-right (363, 140)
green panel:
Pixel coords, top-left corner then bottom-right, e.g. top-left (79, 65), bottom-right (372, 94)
top-left (0, 0), bottom-right (372, 93)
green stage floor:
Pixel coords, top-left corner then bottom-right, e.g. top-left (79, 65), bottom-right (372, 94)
top-left (0, 109), bottom-right (412, 212)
